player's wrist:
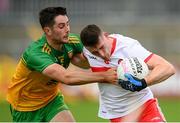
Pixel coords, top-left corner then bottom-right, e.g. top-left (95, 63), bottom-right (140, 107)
top-left (97, 72), bottom-right (108, 83)
top-left (140, 78), bottom-right (147, 89)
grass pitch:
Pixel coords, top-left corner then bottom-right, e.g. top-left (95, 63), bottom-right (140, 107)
top-left (0, 98), bottom-right (180, 122)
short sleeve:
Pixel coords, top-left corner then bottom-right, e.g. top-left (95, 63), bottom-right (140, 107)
top-left (23, 52), bottom-right (55, 72)
top-left (67, 33), bottom-right (83, 54)
top-left (122, 37), bottom-right (152, 61)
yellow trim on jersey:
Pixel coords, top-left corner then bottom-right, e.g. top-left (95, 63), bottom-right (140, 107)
top-left (68, 37), bottom-right (80, 43)
top-left (21, 57), bottom-right (27, 64)
top-left (42, 43), bottom-right (51, 54)
top-left (68, 41), bottom-right (80, 44)
top-left (69, 37), bottom-right (79, 40)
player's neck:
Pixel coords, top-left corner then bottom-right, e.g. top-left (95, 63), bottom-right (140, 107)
top-left (103, 37), bottom-right (114, 61)
top-left (107, 37), bottom-right (114, 53)
top-left (46, 37), bottom-right (63, 51)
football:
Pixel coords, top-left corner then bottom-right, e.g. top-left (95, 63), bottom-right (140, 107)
top-left (117, 57), bottom-right (149, 80)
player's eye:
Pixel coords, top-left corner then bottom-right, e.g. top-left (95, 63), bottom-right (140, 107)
top-left (58, 24), bottom-right (65, 29)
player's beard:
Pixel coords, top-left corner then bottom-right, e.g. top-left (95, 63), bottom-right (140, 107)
top-left (53, 35), bottom-right (69, 45)
top-left (61, 34), bottom-right (69, 43)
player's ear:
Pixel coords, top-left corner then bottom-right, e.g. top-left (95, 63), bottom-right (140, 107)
top-left (43, 27), bottom-right (52, 36)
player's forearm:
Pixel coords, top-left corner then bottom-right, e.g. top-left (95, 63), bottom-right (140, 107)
top-left (62, 71), bottom-right (108, 85)
top-left (43, 63), bottom-right (117, 85)
top-left (145, 63), bottom-right (175, 86)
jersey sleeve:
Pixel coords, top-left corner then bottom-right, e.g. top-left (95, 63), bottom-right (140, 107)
top-left (22, 51), bottom-right (55, 72)
top-left (122, 36), bottom-right (152, 61)
top-left (66, 33), bottom-right (83, 54)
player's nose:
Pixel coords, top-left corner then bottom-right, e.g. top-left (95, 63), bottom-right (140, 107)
top-left (65, 25), bottom-right (70, 33)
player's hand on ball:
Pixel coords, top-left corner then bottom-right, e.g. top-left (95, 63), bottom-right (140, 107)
top-left (118, 73), bottom-right (147, 92)
top-left (117, 57), bottom-right (149, 92)
top-left (104, 68), bottom-right (118, 84)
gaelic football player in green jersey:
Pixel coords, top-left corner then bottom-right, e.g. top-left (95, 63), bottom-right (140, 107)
top-left (7, 7), bottom-right (118, 122)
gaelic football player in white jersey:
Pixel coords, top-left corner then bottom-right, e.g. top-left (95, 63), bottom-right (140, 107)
top-left (80, 24), bottom-right (175, 122)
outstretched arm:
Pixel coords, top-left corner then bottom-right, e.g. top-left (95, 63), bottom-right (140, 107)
top-left (42, 63), bottom-right (117, 85)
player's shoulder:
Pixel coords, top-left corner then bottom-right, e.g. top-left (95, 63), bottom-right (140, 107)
top-left (23, 35), bottom-right (49, 58)
top-left (68, 33), bottom-right (81, 44)
top-left (109, 33), bottom-right (140, 45)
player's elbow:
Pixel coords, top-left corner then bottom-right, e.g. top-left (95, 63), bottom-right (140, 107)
top-left (165, 62), bottom-right (176, 77)
top-left (168, 63), bottom-right (176, 76)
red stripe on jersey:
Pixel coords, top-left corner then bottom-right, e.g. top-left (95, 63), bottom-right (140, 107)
top-left (144, 53), bottom-right (153, 63)
top-left (91, 67), bottom-right (111, 72)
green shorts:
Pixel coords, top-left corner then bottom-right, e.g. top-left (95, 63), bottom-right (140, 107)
top-left (10, 94), bottom-right (69, 122)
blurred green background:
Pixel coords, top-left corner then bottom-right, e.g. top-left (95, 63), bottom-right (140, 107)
top-left (0, 0), bottom-right (180, 122)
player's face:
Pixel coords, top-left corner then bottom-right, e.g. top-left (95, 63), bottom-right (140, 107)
top-left (51, 15), bottom-right (70, 44)
top-left (87, 34), bottom-right (110, 61)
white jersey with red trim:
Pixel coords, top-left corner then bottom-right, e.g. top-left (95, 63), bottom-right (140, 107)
top-left (83, 34), bottom-right (154, 119)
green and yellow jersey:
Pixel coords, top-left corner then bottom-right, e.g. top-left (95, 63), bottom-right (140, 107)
top-left (7, 33), bottom-right (83, 111)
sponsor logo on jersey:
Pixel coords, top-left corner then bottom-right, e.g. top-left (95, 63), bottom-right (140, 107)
top-left (58, 56), bottom-right (64, 66)
top-left (88, 55), bottom-right (97, 60)
top-left (54, 57), bottom-right (58, 63)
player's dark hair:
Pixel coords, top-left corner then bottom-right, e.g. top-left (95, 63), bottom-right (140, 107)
top-left (39, 7), bottom-right (67, 28)
top-left (80, 24), bottom-right (102, 47)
